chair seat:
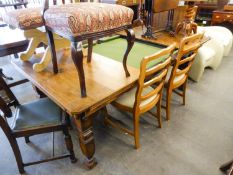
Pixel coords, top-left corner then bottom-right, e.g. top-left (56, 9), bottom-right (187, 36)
top-left (165, 66), bottom-right (185, 84)
top-left (11, 98), bottom-right (61, 131)
top-left (114, 86), bottom-right (157, 109)
top-left (44, 2), bottom-right (133, 37)
top-left (2, 7), bottom-right (43, 30)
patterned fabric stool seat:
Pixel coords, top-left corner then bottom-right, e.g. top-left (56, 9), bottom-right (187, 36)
top-left (42, 2), bottom-right (135, 98)
top-left (44, 3), bottom-right (133, 37)
top-left (2, 7), bottom-right (43, 30)
top-left (3, 2), bottom-right (135, 98)
top-left (3, 3), bottom-right (133, 34)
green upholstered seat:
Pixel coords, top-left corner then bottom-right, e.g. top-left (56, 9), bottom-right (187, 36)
top-left (114, 86), bottom-right (157, 109)
top-left (11, 98), bottom-right (61, 131)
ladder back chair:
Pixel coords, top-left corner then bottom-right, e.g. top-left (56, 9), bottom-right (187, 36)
top-left (164, 32), bottom-right (204, 120)
top-left (0, 76), bottom-right (77, 174)
top-left (104, 44), bottom-right (176, 149)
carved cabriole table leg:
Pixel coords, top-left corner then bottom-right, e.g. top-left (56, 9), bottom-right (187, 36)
top-left (71, 41), bottom-right (87, 97)
top-left (73, 113), bottom-right (97, 169)
top-left (123, 28), bottom-right (135, 77)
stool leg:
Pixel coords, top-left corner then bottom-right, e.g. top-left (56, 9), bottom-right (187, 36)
top-left (71, 41), bottom-right (87, 97)
top-left (46, 29), bottom-right (58, 74)
top-left (87, 39), bottom-right (93, 63)
top-left (123, 28), bottom-right (135, 77)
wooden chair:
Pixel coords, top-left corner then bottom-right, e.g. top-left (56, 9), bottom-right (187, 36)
top-left (0, 0), bottom-right (29, 81)
top-left (104, 44), bottom-right (176, 149)
top-left (164, 32), bottom-right (204, 120)
top-left (0, 76), bottom-right (77, 174)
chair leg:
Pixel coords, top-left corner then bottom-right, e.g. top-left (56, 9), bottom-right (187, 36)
top-left (166, 88), bottom-right (172, 121)
top-left (25, 136), bottom-right (30, 143)
top-left (182, 80), bottom-right (188, 105)
top-left (157, 100), bottom-right (162, 128)
top-left (10, 138), bottom-right (25, 174)
top-left (133, 114), bottom-right (140, 149)
top-left (62, 127), bottom-right (77, 163)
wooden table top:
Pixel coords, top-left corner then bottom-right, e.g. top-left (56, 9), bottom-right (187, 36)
top-left (0, 27), bottom-right (28, 57)
top-left (11, 51), bottom-right (139, 116)
top-left (119, 27), bottom-right (210, 48)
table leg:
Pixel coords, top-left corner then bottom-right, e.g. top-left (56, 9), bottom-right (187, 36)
top-left (71, 41), bottom-right (87, 98)
top-left (74, 114), bottom-right (97, 169)
top-left (123, 28), bottom-right (135, 77)
top-left (87, 39), bottom-right (93, 63)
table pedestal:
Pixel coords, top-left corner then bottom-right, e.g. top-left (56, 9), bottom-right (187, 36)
top-left (175, 1), bottom-right (197, 36)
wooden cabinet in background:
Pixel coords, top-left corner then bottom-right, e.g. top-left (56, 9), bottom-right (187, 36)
top-left (212, 10), bottom-right (233, 32)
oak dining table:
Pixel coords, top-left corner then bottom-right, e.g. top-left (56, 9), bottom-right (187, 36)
top-left (11, 50), bottom-right (139, 169)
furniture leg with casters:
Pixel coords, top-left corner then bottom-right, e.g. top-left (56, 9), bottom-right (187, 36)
top-left (104, 44), bottom-right (176, 149)
top-left (164, 32), bottom-right (204, 120)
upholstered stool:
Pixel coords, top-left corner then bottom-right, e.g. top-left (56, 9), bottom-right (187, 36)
top-left (42, 2), bottom-right (135, 97)
top-left (3, 7), bottom-right (71, 72)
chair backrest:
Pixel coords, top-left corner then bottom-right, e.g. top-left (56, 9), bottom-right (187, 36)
top-left (0, 76), bottom-right (19, 118)
top-left (0, 76), bottom-right (20, 140)
top-left (134, 43), bottom-right (176, 114)
top-left (168, 32), bottom-right (204, 89)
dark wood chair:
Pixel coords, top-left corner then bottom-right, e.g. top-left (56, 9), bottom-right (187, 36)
top-left (104, 44), bottom-right (176, 149)
top-left (0, 0), bottom-right (29, 81)
top-left (0, 76), bottom-right (77, 174)
top-left (164, 32), bottom-right (204, 120)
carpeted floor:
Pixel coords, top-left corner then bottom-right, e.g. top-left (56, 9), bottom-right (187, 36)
top-left (0, 38), bottom-right (233, 175)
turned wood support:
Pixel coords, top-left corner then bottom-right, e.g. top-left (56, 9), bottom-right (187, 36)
top-left (123, 28), bottom-right (135, 77)
top-left (71, 42), bottom-right (87, 97)
top-left (62, 126), bottom-right (77, 163)
top-left (73, 114), bottom-right (97, 169)
top-left (175, 1), bottom-right (197, 36)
